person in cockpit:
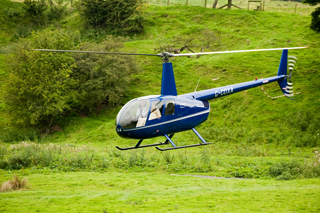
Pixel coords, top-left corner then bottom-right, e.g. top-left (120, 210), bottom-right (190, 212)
top-left (135, 101), bottom-right (149, 127)
top-left (149, 103), bottom-right (161, 120)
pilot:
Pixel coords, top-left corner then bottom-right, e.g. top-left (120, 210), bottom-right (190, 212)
top-left (135, 101), bottom-right (148, 127)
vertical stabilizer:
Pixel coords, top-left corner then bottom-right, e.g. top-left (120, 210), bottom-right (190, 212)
top-left (277, 49), bottom-right (288, 93)
top-left (161, 62), bottom-right (178, 96)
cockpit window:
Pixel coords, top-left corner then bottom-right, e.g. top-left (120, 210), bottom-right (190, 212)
top-left (119, 100), bottom-right (150, 129)
top-left (164, 100), bottom-right (175, 116)
top-left (149, 100), bottom-right (164, 120)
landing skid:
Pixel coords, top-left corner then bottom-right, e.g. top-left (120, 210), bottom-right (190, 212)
top-left (115, 134), bottom-right (174, 150)
top-left (155, 128), bottom-right (212, 151)
top-left (156, 142), bottom-right (212, 151)
top-left (116, 128), bottom-right (212, 151)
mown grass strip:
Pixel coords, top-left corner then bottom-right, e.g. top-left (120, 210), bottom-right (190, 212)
top-left (0, 172), bottom-right (319, 212)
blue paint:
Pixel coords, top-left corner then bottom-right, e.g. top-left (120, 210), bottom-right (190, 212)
top-left (161, 62), bottom-right (177, 96)
top-left (180, 75), bottom-right (285, 101)
top-left (165, 134), bottom-right (176, 147)
top-left (277, 49), bottom-right (288, 94)
top-left (192, 128), bottom-right (207, 143)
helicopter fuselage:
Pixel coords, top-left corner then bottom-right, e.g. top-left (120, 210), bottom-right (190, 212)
top-left (115, 96), bottom-right (210, 139)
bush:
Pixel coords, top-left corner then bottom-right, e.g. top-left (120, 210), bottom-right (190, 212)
top-left (303, 0), bottom-right (320, 32)
top-left (71, 36), bottom-right (139, 110)
top-left (4, 8), bottom-right (24, 23)
top-left (77, 0), bottom-right (145, 35)
top-left (47, 0), bottom-right (68, 21)
top-left (2, 30), bottom-right (80, 133)
top-left (22, 0), bottom-right (48, 25)
top-left (310, 7), bottom-right (320, 32)
top-left (269, 160), bottom-right (301, 179)
top-left (0, 128), bottom-right (39, 142)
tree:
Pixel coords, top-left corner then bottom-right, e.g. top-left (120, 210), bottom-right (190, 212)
top-left (2, 30), bottom-right (80, 133)
top-left (304, 0), bottom-right (320, 32)
top-left (77, 0), bottom-right (145, 35)
top-left (71, 36), bottom-right (139, 111)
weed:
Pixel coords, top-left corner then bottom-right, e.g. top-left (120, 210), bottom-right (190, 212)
top-left (163, 152), bottom-right (175, 164)
top-left (0, 175), bottom-right (28, 192)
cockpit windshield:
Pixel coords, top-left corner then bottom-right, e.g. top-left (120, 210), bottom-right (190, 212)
top-left (118, 99), bottom-right (150, 129)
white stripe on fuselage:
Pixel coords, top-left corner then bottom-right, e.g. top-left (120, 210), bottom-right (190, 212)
top-left (122, 109), bottom-right (210, 132)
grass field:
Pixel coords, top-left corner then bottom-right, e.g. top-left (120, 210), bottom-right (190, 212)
top-left (1, 171), bottom-right (320, 212)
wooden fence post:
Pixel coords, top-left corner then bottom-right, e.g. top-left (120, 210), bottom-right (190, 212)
top-left (186, 0), bottom-right (188, 5)
top-left (294, 4), bottom-right (297, 13)
top-left (204, 0), bottom-right (207, 8)
top-left (167, 0), bottom-right (169, 6)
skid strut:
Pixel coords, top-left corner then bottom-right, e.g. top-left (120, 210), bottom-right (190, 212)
top-left (156, 128), bottom-right (212, 151)
top-left (116, 134), bottom-right (174, 151)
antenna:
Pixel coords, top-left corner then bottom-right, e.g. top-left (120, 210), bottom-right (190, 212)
top-left (194, 77), bottom-right (201, 92)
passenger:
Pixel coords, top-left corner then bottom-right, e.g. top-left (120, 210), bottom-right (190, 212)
top-left (149, 103), bottom-right (161, 120)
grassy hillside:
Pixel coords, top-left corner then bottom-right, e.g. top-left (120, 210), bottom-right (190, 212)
top-left (0, 0), bottom-right (319, 171)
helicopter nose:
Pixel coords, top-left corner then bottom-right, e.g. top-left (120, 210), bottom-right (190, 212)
top-left (116, 125), bottom-right (124, 137)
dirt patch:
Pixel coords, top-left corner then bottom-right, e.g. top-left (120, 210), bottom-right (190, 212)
top-left (170, 174), bottom-right (245, 179)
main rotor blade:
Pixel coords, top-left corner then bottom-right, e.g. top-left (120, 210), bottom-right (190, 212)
top-left (33, 49), bottom-right (160, 57)
top-left (172, 46), bottom-right (308, 57)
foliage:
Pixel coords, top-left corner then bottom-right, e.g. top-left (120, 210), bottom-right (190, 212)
top-left (269, 153), bottom-right (320, 180)
top-left (77, 0), bottom-right (145, 35)
top-left (3, 8), bottom-right (24, 23)
top-left (22, 0), bottom-right (48, 25)
top-left (1, 30), bottom-right (80, 133)
top-left (71, 36), bottom-right (138, 110)
top-left (46, 0), bottom-right (68, 21)
top-left (0, 141), bottom-right (318, 180)
top-left (303, 0), bottom-right (320, 32)
top-left (0, 128), bottom-right (39, 143)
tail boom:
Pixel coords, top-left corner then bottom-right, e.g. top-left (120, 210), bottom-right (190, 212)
top-left (180, 75), bottom-right (286, 101)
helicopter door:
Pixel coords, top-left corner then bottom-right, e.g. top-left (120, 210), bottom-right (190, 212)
top-left (164, 100), bottom-right (175, 116)
top-left (148, 100), bottom-right (164, 121)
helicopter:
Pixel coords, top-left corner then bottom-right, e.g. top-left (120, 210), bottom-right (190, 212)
top-left (34, 46), bottom-right (307, 151)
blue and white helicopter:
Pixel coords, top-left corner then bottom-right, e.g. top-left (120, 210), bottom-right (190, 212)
top-left (35, 47), bottom-right (307, 151)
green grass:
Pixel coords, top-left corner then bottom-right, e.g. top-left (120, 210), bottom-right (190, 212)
top-left (0, 171), bottom-right (320, 212)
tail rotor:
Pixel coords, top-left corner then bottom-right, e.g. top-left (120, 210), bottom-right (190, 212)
top-left (283, 55), bottom-right (301, 99)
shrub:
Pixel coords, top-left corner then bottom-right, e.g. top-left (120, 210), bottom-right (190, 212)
top-left (71, 36), bottom-right (139, 111)
top-left (275, 171), bottom-right (294, 180)
top-left (4, 8), bottom-right (24, 23)
top-left (77, 0), bottom-right (145, 35)
top-left (269, 160), bottom-right (301, 179)
top-left (0, 128), bottom-right (39, 142)
top-left (47, 0), bottom-right (68, 21)
top-left (303, 0), bottom-right (320, 32)
top-left (22, 0), bottom-right (48, 25)
top-left (2, 30), bottom-right (80, 133)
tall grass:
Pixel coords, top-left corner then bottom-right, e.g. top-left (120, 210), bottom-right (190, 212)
top-left (0, 141), bottom-right (319, 179)
top-left (0, 175), bottom-right (28, 192)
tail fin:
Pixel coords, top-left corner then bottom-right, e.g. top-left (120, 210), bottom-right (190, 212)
top-left (277, 49), bottom-right (288, 94)
top-left (277, 49), bottom-right (300, 100)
